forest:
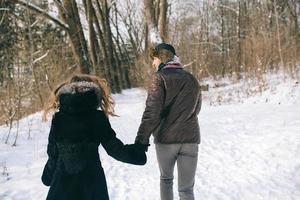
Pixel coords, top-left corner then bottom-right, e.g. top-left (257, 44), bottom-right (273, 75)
top-left (0, 0), bottom-right (299, 130)
top-left (0, 1), bottom-right (300, 199)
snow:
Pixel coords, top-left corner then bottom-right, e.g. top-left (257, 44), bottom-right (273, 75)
top-left (201, 72), bottom-right (300, 106)
top-left (0, 75), bottom-right (300, 200)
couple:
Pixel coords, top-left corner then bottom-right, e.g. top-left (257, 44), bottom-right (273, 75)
top-left (41, 43), bottom-right (201, 200)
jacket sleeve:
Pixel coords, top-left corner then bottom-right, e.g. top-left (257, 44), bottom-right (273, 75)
top-left (135, 73), bottom-right (165, 144)
top-left (98, 113), bottom-right (146, 165)
top-left (195, 89), bottom-right (202, 115)
top-left (41, 114), bottom-right (58, 186)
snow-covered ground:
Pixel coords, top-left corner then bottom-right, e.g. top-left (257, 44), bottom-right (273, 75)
top-left (0, 75), bottom-right (300, 200)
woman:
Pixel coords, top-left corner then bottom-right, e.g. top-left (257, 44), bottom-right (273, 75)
top-left (42, 74), bottom-right (148, 200)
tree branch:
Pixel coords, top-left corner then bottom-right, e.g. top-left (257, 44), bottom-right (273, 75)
top-left (32, 50), bottom-right (49, 65)
top-left (12, 0), bottom-right (69, 31)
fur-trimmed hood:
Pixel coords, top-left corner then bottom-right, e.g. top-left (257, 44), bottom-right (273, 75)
top-left (57, 81), bottom-right (102, 114)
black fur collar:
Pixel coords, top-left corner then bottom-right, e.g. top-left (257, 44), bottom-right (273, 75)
top-left (57, 81), bottom-right (102, 114)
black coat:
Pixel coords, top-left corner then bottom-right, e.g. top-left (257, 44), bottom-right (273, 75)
top-left (42, 81), bottom-right (146, 200)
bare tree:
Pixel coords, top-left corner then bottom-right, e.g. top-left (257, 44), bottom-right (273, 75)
top-left (56, 0), bottom-right (92, 74)
top-left (159, 0), bottom-right (168, 41)
top-left (144, 0), bottom-right (162, 44)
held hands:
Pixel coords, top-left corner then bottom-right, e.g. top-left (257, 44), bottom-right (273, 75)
top-left (123, 143), bottom-right (149, 165)
top-left (133, 135), bottom-right (150, 152)
top-left (126, 143), bottom-right (150, 154)
top-left (133, 143), bottom-right (150, 152)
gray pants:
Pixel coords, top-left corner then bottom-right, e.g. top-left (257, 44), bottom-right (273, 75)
top-left (155, 143), bottom-right (198, 200)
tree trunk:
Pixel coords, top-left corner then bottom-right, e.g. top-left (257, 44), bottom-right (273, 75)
top-left (58, 0), bottom-right (92, 74)
top-left (84, 0), bottom-right (98, 74)
top-left (158, 0), bottom-right (168, 42)
top-left (291, 0), bottom-right (299, 50)
top-left (237, 0), bottom-right (242, 79)
top-left (99, 0), bottom-right (121, 93)
top-left (220, 0), bottom-right (226, 77)
top-left (144, 0), bottom-right (162, 44)
top-left (274, 1), bottom-right (285, 80)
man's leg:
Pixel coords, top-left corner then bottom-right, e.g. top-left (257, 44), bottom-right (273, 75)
top-left (177, 144), bottom-right (198, 200)
top-left (155, 144), bottom-right (180, 200)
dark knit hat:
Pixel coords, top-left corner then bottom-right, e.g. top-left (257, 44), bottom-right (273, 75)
top-left (154, 43), bottom-right (176, 55)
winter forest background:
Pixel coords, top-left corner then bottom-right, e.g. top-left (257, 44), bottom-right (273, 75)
top-left (0, 0), bottom-right (300, 199)
top-left (1, 0), bottom-right (299, 127)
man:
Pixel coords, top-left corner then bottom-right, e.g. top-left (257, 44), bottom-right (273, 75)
top-left (135, 43), bottom-right (201, 200)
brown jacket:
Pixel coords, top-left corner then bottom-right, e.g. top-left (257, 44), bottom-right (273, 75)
top-left (135, 67), bottom-right (201, 144)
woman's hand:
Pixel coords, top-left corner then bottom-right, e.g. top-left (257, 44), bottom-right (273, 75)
top-left (132, 143), bottom-right (150, 152)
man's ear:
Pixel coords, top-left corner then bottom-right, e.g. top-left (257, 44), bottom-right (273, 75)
top-left (152, 57), bottom-right (161, 69)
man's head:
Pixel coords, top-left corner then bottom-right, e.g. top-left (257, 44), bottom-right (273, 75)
top-left (150, 43), bottom-right (176, 69)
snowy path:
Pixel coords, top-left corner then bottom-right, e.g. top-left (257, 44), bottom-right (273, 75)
top-left (0, 88), bottom-right (300, 200)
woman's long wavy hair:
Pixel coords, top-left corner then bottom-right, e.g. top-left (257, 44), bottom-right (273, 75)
top-left (43, 74), bottom-right (116, 121)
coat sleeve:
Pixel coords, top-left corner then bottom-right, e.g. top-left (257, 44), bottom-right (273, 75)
top-left (41, 114), bottom-right (58, 186)
top-left (135, 73), bottom-right (165, 144)
top-left (195, 89), bottom-right (202, 115)
top-left (97, 112), bottom-right (146, 165)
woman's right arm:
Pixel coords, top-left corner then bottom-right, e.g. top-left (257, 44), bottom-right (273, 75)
top-left (96, 112), bottom-right (147, 165)
top-left (41, 114), bottom-right (58, 186)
